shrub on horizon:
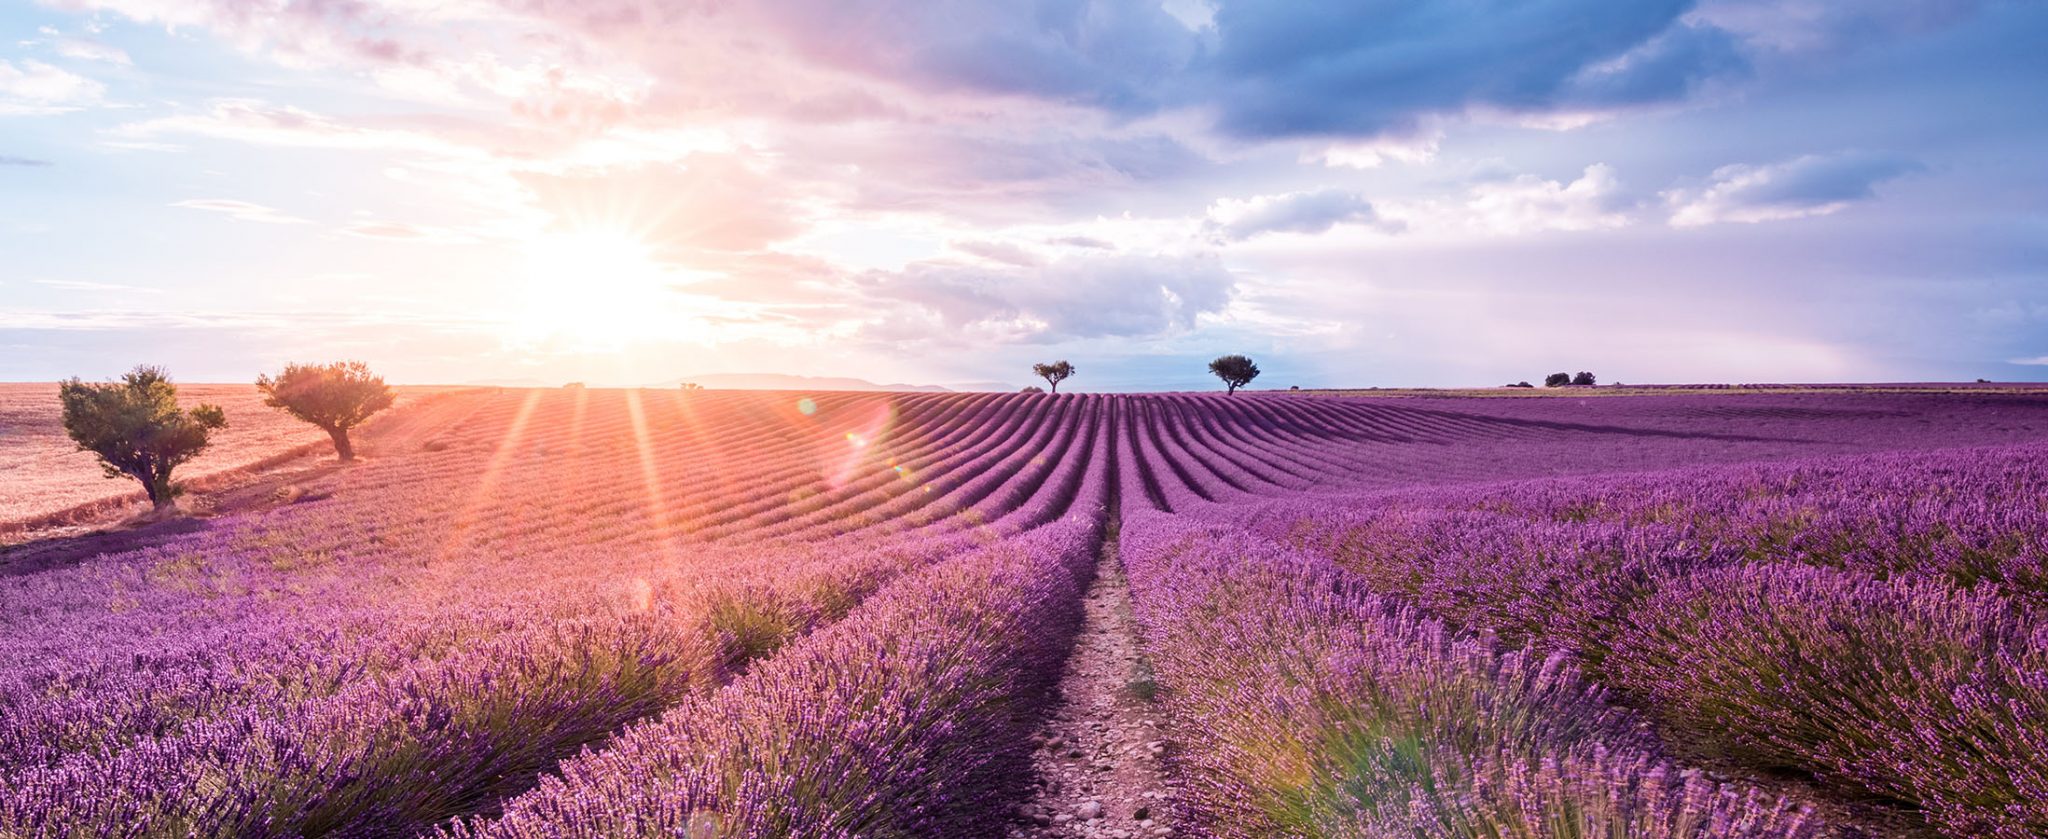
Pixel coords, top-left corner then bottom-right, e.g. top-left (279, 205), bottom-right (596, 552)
top-left (1545, 372), bottom-right (1572, 387)
top-left (1208, 354), bottom-right (1260, 395)
top-left (256, 360), bottom-right (395, 462)
top-left (1031, 360), bottom-right (1075, 394)
top-left (1573, 371), bottom-right (1597, 386)
top-left (58, 365), bottom-right (227, 514)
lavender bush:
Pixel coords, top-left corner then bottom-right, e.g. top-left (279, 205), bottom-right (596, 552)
top-left (1119, 510), bottom-right (1832, 838)
top-left (3, 388), bottom-right (2046, 836)
top-left (1607, 563), bottom-right (2048, 837)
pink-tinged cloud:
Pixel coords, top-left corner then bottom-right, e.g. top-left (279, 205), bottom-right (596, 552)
top-left (337, 220), bottom-right (477, 242)
top-left (7, 0), bottom-right (2042, 387)
top-left (0, 58), bottom-right (103, 114)
top-left (852, 253), bottom-right (1234, 345)
top-left (1206, 188), bottom-right (1401, 241)
top-left (170, 199), bottom-right (311, 224)
top-left (950, 240), bottom-right (1045, 267)
top-left (517, 154), bottom-right (808, 255)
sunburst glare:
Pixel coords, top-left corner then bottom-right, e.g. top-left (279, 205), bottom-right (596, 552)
top-left (508, 229), bottom-right (685, 350)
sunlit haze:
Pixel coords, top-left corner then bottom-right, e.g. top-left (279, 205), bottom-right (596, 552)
top-left (3, 1), bottom-right (2045, 388)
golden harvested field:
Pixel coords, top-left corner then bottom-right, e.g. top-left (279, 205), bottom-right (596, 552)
top-left (0, 383), bottom-right (460, 530)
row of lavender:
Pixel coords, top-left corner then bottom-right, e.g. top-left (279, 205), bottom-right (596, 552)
top-left (9, 389), bottom-right (2048, 835)
top-left (1214, 443), bottom-right (2048, 836)
top-left (0, 391), bottom-right (1113, 770)
top-left (443, 407), bottom-right (1114, 836)
top-left (1120, 508), bottom-right (1833, 837)
top-left (0, 394), bottom-right (1117, 835)
top-left (0, 534), bottom-right (973, 835)
top-left (451, 512), bottom-right (1103, 837)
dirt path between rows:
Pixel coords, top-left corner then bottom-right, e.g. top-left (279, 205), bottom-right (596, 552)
top-left (1009, 519), bottom-right (1183, 839)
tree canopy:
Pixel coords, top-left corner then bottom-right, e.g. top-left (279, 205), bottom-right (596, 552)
top-left (1208, 354), bottom-right (1261, 395)
top-left (59, 365), bottom-right (227, 511)
top-left (257, 361), bottom-right (395, 461)
top-left (1032, 361), bottom-right (1075, 394)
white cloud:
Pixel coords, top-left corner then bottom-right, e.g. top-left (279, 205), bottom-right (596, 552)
top-left (119, 99), bottom-right (460, 155)
top-left (0, 59), bottom-right (104, 115)
top-left (35, 279), bottom-right (163, 293)
top-left (171, 199), bottom-right (312, 224)
top-left (1312, 131), bottom-right (1441, 169)
top-left (852, 252), bottom-right (1236, 344)
top-left (336, 220), bottom-right (479, 243)
top-left (31, 27), bottom-right (134, 65)
top-left (1465, 164), bottom-right (1633, 234)
top-left (1666, 151), bottom-right (1922, 227)
top-left (1207, 188), bottom-right (1402, 242)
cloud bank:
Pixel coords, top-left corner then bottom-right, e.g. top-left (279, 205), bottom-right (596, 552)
top-left (1669, 151), bottom-right (1923, 227)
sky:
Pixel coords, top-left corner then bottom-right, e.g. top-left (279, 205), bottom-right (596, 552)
top-left (2, 0), bottom-right (2045, 390)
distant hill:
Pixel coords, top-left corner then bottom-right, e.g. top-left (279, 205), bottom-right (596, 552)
top-left (666, 373), bottom-right (954, 392)
top-left (460, 377), bottom-right (557, 388)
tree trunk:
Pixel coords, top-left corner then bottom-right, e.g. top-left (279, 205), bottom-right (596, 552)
top-left (144, 472), bottom-right (176, 514)
top-left (1227, 384), bottom-right (1238, 395)
top-left (328, 426), bottom-right (356, 461)
top-left (1049, 381), bottom-right (1058, 394)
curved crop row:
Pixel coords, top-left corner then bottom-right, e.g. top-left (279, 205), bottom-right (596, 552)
top-left (9, 389), bottom-right (2048, 837)
top-left (0, 534), bottom-right (960, 836)
top-left (1118, 509), bottom-right (1832, 838)
top-left (449, 513), bottom-right (1104, 837)
top-left (1248, 444), bottom-right (2048, 835)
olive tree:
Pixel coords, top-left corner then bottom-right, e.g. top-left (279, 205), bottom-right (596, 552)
top-left (59, 365), bottom-right (227, 513)
top-left (256, 361), bottom-right (395, 461)
top-left (1208, 354), bottom-right (1260, 395)
top-left (1032, 361), bottom-right (1075, 394)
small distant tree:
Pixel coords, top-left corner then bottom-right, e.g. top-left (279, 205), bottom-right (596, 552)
top-left (59, 365), bottom-right (227, 514)
top-left (1209, 354), bottom-right (1260, 395)
top-left (256, 361), bottom-right (395, 462)
top-left (680, 382), bottom-right (703, 391)
top-left (1032, 361), bottom-right (1075, 394)
top-left (1544, 372), bottom-right (1572, 388)
top-left (1507, 381), bottom-right (1535, 389)
top-left (1020, 385), bottom-right (1046, 394)
top-left (563, 382), bottom-right (586, 389)
top-left (1571, 371), bottom-right (1597, 386)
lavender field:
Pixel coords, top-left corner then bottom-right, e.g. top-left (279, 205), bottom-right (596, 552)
top-left (4, 387), bottom-right (2047, 838)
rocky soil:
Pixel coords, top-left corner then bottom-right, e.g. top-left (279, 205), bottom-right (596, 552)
top-left (1009, 532), bottom-right (1183, 839)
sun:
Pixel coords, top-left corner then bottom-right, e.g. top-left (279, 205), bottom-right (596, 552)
top-left (507, 229), bottom-right (680, 349)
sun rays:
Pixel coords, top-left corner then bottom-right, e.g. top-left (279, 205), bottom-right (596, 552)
top-left (507, 229), bottom-right (679, 350)
top-left (437, 388), bottom-right (544, 564)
